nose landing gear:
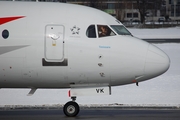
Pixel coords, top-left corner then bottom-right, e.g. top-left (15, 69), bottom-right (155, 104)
top-left (63, 97), bottom-right (79, 117)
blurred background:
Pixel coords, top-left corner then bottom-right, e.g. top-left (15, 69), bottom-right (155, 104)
top-left (1, 0), bottom-right (180, 28)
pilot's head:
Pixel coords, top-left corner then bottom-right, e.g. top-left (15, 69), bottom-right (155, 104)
top-left (99, 26), bottom-right (108, 37)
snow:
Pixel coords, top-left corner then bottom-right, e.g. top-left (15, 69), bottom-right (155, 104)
top-left (0, 27), bottom-right (180, 107)
top-left (128, 26), bottom-right (180, 39)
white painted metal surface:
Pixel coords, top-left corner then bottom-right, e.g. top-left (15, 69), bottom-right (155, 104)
top-left (0, 1), bottom-right (170, 92)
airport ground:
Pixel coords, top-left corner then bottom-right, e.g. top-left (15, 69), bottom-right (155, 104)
top-left (0, 107), bottom-right (180, 120)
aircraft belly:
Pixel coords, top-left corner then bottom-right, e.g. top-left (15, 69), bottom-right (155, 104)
top-left (39, 68), bottom-right (68, 86)
top-left (0, 57), bottom-right (69, 88)
top-left (0, 58), bottom-right (25, 87)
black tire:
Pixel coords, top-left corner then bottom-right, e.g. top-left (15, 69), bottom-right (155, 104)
top-left (63, 101), bottom-right (80, 117)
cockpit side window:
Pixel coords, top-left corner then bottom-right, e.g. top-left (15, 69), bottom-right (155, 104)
top-left (98, 25), bottom-right (115, 37)
top-left (86, 25), bottom-right (96, 38)
top-left (110, 25), bottom-right (132, 35)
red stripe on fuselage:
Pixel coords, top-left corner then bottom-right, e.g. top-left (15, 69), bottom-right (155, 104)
top-left (0, 16), bottom-right (25, 25)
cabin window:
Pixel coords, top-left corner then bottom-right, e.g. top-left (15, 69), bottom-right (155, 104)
top-left (110, 25), bottom-right (132, 35)
top-left (97, 25), bottom-right (115, 38)
top-left (2, 29), bottom-right (9, 39)
top-left (86, 25), bottom-right (96, 38)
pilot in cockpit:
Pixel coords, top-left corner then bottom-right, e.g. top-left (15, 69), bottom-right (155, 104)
top-left (98, 26), bottom-right (108, 37)
top-left (98, 25), bottom-right (114, 37)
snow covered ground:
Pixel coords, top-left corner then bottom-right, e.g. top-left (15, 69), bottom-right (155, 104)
top-left (129, 26), bottom-right (180, 39)
top-left (0, 27), bottom-right (180, 107)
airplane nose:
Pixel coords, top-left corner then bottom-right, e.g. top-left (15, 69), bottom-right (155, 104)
top-left (144, 44), bottom-right (170, 79)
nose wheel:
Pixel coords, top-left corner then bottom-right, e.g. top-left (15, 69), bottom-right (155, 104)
top-left (63, 97), bottom-right (80, 117)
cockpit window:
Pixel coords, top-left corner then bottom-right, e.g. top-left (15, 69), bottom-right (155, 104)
top-left (86, 25), bottom-right (96, 38)
top-left (97, 25), bottom-right (115, 37)
top-left (110, 25), bottom-right (132, 35)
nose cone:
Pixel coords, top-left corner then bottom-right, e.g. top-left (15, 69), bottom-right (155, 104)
top-left (144, 44), bottom-right (170, 80)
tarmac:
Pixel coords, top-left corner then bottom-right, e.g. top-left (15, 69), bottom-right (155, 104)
top-left (0, 105), bottom-right (180, 120)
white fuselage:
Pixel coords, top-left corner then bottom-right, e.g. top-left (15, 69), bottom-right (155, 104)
top-left (0, 1), bottom-right (170, 89)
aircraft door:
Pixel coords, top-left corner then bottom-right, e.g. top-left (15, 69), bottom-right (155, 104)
top-left (45, 25), bottom-right (64, 62)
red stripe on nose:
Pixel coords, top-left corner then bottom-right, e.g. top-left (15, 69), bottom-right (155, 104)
top-left (0, 16), bottom-right (25, 25)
